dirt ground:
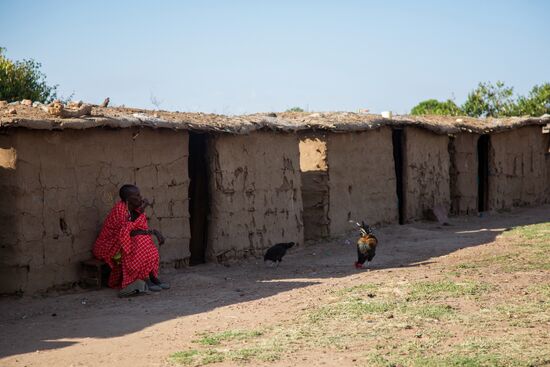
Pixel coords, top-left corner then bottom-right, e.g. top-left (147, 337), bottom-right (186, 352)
top-left (1, 205), bottom-right (548, 367)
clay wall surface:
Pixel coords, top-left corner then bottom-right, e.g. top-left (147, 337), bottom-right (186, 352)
top-left (404, 127), bottom-right (450, 221)
top-left (206, 131), bottom-right (303, 260)
top-left (449, 133), bottom-right (478, 215)
top-left (0, 128), bottom-right (189, 294)
top-left (327, 127), bottom-right (397, 235)
top-left (299, 135), bottom-right (330, 240)
top-left (489, 126), bottom-right (549, 209)
top-left (547, 144), bottom-right (550, 202)
top-left (299, 136), bottom-right (328, 172)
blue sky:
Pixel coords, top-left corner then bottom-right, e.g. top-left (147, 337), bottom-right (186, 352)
top-left (1, 0), bottom-right (549, 115)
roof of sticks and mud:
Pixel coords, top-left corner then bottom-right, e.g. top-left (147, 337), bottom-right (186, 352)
top-left (1, 100), bottom-right (549, 135)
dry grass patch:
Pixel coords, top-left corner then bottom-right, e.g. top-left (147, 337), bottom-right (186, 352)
top-left (169, 222), bottom-right (550, 366)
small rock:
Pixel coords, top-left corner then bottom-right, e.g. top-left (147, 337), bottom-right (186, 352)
top-left (7, 107), bottom-right (16, 115)
top-left (32, 101), bottom-right (43, 107)
top-left (9, 101), bottom-right (20, 105)
top-left (387, 314), bottom-right (394, 319)
top-left (0, 100), bottom-right (7, 107)
top-left (21, 99), bottom-right (32, 106)
top-left (67, 100), bottom-right (83, 108)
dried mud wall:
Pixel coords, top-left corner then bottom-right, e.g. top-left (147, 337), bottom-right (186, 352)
top-left (299, 134), bottom-right (330, 240)
top-left (489, 126), bottom-right (549, 209)
top-left (0, 128), bottom-right (189, 294)
top-left (547, 147), bottom-right (550, 202)
top-left (207, 131), bottom-right (303, 260)
top-left (327, 127), bottom-right (398, 235)
top-left (404, 127), bottom-right (450, 221)
top-left (449, 133), bottom-right (478, 215)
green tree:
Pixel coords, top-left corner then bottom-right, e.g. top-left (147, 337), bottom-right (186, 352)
top-left (286, 107), bottom-right (304, 112)
top-left (410, 99), bottom-right (462, 116)
top-left (515, 83), bottom-right (550, 117)
top-left (461, 81), bottom-right (516, 118)
top-left (0, 47), bottom-right (57, 103)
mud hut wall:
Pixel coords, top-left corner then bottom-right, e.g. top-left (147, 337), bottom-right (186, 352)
top-left (404, 127), bottom-right (451, 221)
top-left (299, 134), bottom-right (330, 240)
top-left (327, 127), bottom-right (398, 235)
top-left (547, 144), bottom-right (550, 202)
top-left (0, 128), bottom-right (190, 294)
top-left (450, 133), bottom-right (478, 215)
top-left (206, 131), bottom-right (304, 260)
top-left (488, 126), bottom-right (549, 209)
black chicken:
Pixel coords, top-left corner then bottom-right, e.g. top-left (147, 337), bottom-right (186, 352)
top-left (264, 242), bottom-right (295, 266)
top-left (351, 221), bottom-right (378, 269)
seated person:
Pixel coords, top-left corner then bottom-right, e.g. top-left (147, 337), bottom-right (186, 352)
top-left (93, 184), bottom-right (169, 294)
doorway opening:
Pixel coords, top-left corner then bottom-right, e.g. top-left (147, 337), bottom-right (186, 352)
top-left (299, 134), bottom-right (330, 240)
top-left (477, 134), bottom-right (490, 212)
top-left (188, 133), bottom-right (210, 265)
top-left (392, 129), bottom-right (406, 224)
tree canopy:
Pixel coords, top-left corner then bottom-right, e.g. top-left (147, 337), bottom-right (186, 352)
top-left (515, 83), bottom-right (550, 117)
top-left (0, 47), bottom-right (57, 103)
top-left (410, 81), bottom-right (550, 118)
top-left (410, 99), bottom-right (462, 116)
top-left (462, 81), bottom-right (516, 118)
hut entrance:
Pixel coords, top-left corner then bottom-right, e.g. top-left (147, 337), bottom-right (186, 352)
top-left (299, 134), bottom-right (330, 240)
top-left (392, 128), bottom-right (406, 224)
top-left (188, 133), bottom-right (210, 265)
top-left (477, 134), bottom-right (490, 212)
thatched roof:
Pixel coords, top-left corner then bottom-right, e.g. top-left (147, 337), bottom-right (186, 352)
top-left (1, 102), bottom-right (549, 135)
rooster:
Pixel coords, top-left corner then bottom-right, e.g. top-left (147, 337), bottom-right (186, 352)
top-left (350, 221), bottom-right (378, 269)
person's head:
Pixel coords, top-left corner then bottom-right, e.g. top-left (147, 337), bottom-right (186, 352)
top-left (119, 184), bottom-right (142, 210)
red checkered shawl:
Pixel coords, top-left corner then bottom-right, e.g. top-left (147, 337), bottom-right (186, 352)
top-left (93, 201), bottom-right (159, 288)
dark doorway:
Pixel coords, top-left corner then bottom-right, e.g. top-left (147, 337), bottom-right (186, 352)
top-left (188, 133), bottom-right (210, 265)
top-left (477, 134), bottom-right (490, 212)
top-left (299, 134), bottom-right (330, 241)
top-left (392, 129), bottom-right (406, 224)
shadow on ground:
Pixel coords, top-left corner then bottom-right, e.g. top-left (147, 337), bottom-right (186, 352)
top-left (0, 205), bottom-right (548, 358)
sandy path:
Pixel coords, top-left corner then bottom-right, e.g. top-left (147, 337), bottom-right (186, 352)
top-left (1, 205), bottom-right (548, 367)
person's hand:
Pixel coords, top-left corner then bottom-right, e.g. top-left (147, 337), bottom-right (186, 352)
top-left (139, 198), bottom-right (151, 212)
top-left (152, 229), bottom-right (165, 246)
